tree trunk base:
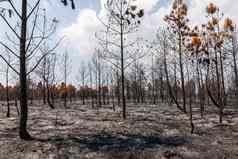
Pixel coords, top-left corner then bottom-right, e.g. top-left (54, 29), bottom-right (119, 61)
top-left (19, 130), bottom-right (33, 140)
top-left (190, 122), bottom-right (195, 134)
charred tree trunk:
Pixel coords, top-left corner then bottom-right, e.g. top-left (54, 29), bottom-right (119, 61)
top-left (6, 60), bottom-right (10, 118)
top-left (15, 98), bottom-right (20, 116)
top-left (174, 62), bottom-right (178, 101)
top-left (232, 34), bottom-right (238, 104)
top-left (159, 67), bottom-right (164, 103)
top-left (98, 56), bottom-right (102, 107)
top-left (46, 81), bottom-right (55, 109)
top-left (164, 46), bottom-right (184, 112)
top-left (214, 48), bottom-right (223, 123)
top-left (186, 64), bottom-right (194, 134)
top-left (120, 22), bottom-right (126, 119)
top-left (179, 34), bottom-right (186, 113)
top-left (19, 0), bottom-right (31, 140)
top-left (43, 58), bottom-right (46, 104)
top-left (116, 70), bottom-right (121, 106)
top-left (206, 50), bottom-right (223, 124)
top-left (195, 50), bottom-right (204, 117)
top-left (89, 68), bottom-right (94, 108)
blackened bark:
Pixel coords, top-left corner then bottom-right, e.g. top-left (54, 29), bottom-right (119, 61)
top-left (179, 34), bottom-right (186, 113)
top-left (116, 71), bottom-right (121, 106)
top-left (46, 81), bottom-right (55, 109)
top-left (19, 0), bottom-right (32, 140)
top-left (43, 57), bottom-right (46, 104)
top-left (232, 35), bottom-right (238, 104)
top-left (15, 98), bottom-right (19, 116)
top-left (6, 63), bottom-right (10, 118)
top-left (121, 20), bottom-right (126, 119)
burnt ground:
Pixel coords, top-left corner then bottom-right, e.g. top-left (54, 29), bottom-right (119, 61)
top-left (0, 100), bottom-right (238, 159)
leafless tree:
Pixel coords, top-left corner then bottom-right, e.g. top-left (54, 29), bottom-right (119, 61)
top-left (96, 0), bottom-right (144, 119)
top-left (61, 51), bottom-right (71, 109)
top-left (88, 62), bottom-right (94, 108)
top-left (0, 0), bottom-right (59, 139)
top-left (77, 62), bottom-right (88, 105)
top-left (230, 27), bottom-right (238, 104)
top-left (0, 50), bottom-right (12, 117)
top-left (92, 49), bottom-right (103, 107)
top-left (35, 48), bottom-right (57, 109)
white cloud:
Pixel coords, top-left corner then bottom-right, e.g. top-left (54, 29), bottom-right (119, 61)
top-left (188, 0), bottom-right (238, 26)
top-left (61, 0), bottom-right (160, 57)
top-left (60, 0), bottom-right (238, 61)
top-left (61, 9), bottom-right (101, 56)
top-left (133, 0), bottom-right (159, 12)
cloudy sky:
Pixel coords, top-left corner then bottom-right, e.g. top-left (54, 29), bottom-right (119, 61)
top-left (58, 0), bottom-right (238, 54)
top-left (50, 0), bottom-right (238, 83)
top-left (0, 0), bottom-right (238, 84)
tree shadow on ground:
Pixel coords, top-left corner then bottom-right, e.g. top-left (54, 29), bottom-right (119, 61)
top-left (34, 132), bottom-right (187, 152)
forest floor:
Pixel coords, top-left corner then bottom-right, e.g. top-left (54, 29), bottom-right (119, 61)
top-left (0, 100), bottom-right (238, 159)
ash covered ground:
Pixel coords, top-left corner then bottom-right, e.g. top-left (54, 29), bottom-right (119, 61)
top-left (0, 101), bottom-right (238, 159)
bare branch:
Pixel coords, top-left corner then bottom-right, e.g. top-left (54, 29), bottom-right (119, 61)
top-left (8, 0), bottom-right (22, 19)
top-left (26, 37), bottom-right (63, 75)
top-left (97, 16), bottom-right (120, 34)
top-left (0, 54), bottom-right (19, 75)
top-left (27, 0), bottom-right (41, 19)
top-left (0, 41), bottom-right (20, 58)
top-left (26, 35), bottom-right (64, 59)
top-left (95, 33), bottom-right (121, 48)
top-left (5, 32), bottom-right (19, 46)
top-left (124, 53), bottom-right (146, 70)
top-left (26, 5), bottom-right (40, 52)
top-left (27, 53), bottom-right (50, 76)
top-left (0, 13), bottom-right (20, 39)
top-left (101, 55), bottom-right (121, 70)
